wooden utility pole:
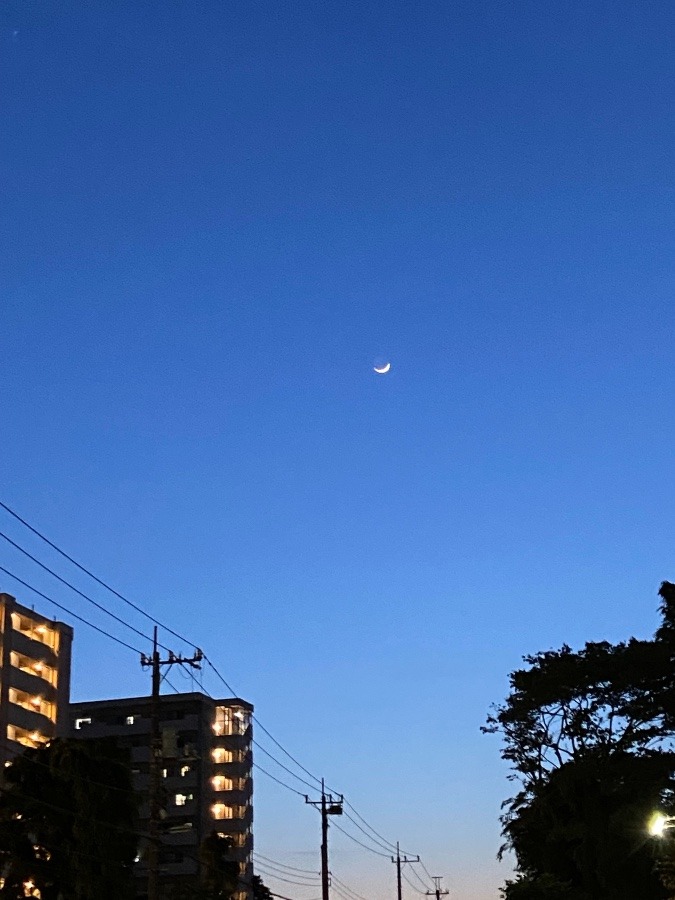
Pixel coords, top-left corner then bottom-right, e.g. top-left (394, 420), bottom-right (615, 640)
top-left (391, 842), bottom-right (419, 900)
top-left (305, 779), bottom-right (344, 900)
top-left (141, 627), bottom-right (203, 900)
top-left (426, 876), bottom-right (449, 900)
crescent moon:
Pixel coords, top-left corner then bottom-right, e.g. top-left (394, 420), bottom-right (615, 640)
top-left (373, 362), bottom-right (391, 374)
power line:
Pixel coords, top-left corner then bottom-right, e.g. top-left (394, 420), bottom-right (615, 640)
top-left (252, 762), bottom-right (307, 798)
top-left (254, 863), bottom-right (323, 887)
top-left (0, 501), bottom-right (327, 801)
top-left (329, 872), bottom-right (370, 900)
top-left (253, 741), bottom-right (319, 793)
top-left (331, 885), bottom-right (360, 900)
top-left (401, 872), bottom-right (427, 896)
top-left (253, 852), bottom-right (319, 876)
top-left (0, 500), bottom-right (427, 873)
top-left (342, 810), bottom-right (398, 855)
top-left (0, 499), bottom-right (192, 648)
top-left (418, 860), bottom-right (436, 886)
top-left (252, 856), bottom-right (321, 883)
top-left (0, 529), bottom-right (160, 650)
top-left (330, 821), bottom-right (391, 858)
top-left (0, 501), bottom-right (327, 798)
top-left (407, 863), bottom-right (435, 892)
top-left (0, 565), bottom-right (143, 654)
top-left (343, 801), bottom-right (415, 856)
top-left (204, 656), bottom-right (324, 790)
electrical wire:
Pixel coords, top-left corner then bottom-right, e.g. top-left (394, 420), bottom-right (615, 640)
top-left (329, 872), bottom-right (370, 900)
top-left (402, 872), bottom-right (428, 896)
top-left (342, 810), bottom-right (397, 855)
top-left (253, 741), bottom-right (319, 793)
top-left (330, 821), bottom-right (391, 858)
top-left (0, 499), bottom-right (192, 649)
top-left (1, 501), bottom-right (327, 799)
top-left (252, 762), bottom-right (307, 798)
top-left (204, 656), bottom-right (325, 791)
top-left (0, 530), bottom-right (160, 650)
top-left (0, 501), bottom-right (327, 802)
top-left (253, 853), bottom-right (319, 876)
top-left (0, 500), bottom-right (428, 876)
top-left (331, 885), bottom-right (359, 900)
top-left (253, 863), bottom-right (322, 887)
top-left (343, 801), bottom-right (416, 857)
top-left (251, 856), bottom-right (320, 883)
top-left (407, 863), bottom-right (434, 892)
top-left (0, 565), bottom-right (143, 654)
top-left (419, 860), bottom-right (437, 886)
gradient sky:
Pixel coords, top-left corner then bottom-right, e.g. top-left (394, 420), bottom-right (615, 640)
top-left (2, 1), bottom-right (674, 898)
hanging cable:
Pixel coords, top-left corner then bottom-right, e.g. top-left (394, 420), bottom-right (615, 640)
top-left (252, 741), bottom-right (319, 793)
top-left (0, 565), bottom-right (143, 654)
top-left (401, 872), bottom-right (428, 896)
top-left (418, 859), bottom-right (436, 886)
top-left (0, 499), bottom-right (192, 648)
top-left (330, 821), bottom-right (391, 858)
top-left (0, 530), bottom-right (161, 650)
top-left (253, 863), bottom-right (323, 887)
top-left (252, 763), bottom-right (307, 798)
top-left (253, 853), bottom-right (319, 876)
top-left (0, 499), bottom-right (430, 878)
top-left (329, 872), bottom-right (370, 900)
top-left (341, 811), bottom-right (398, 854)
top-left (251, 856), bottom-right (320, 883)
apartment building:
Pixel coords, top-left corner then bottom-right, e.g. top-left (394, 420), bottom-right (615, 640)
top-left (69, 691), bottom-right (253, 899)
top-left (0, 592), bottom-right (73, 762)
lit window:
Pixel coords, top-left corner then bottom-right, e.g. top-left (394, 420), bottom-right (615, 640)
top-left (175, 793), bottom-right (193, 806)
top-left (180, 765), bottom-right (191, 777)
top-left (126, 716), bottom-right (135, 725)
top-left (212, 776), bottom-right (233, 792)
top-left (162, 769), bottom-right (168, 778)
top-left (212, 803), bottom-right (234, 820)
top-left (213, 706), bottom-right (249, 736)
top-left (212, 747), bottom-right (233, 764)
top-left (74, 718), bottom-right (92, 730)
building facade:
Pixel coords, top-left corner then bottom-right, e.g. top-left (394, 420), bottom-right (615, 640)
top-left (0, 592), bottom-right (73, 762)
top-left (69, 691), bottom-right (253, 899)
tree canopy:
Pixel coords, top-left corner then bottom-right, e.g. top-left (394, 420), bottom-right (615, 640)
top-left (0, 737), bottom-right (138, 900)
top-left (484, 582), bottom-right (675, 899)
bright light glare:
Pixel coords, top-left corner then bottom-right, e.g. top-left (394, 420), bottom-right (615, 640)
top-left (649, 813), bottom-right (669, 836)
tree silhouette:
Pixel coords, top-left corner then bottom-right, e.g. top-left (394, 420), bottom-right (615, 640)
top-left (484, 583), bottom-right (675, 899)
top-left (0, 738), bottom-right (137, 899)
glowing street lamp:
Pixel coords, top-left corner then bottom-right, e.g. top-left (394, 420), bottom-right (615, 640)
top-left (648, 812), bottom-right (675, 837)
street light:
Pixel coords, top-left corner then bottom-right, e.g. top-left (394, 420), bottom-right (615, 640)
top-left (648, 812), bottom-right (675, 837)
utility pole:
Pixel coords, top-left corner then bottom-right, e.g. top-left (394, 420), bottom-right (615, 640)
top-left (305, 779), bottom-right (344, 900)
top-left (391, 842), bottom-right (419, 900)
top-left (426, 876), bottom-right (449, 900)
top-left (141, 627), bottom-right (203, 900)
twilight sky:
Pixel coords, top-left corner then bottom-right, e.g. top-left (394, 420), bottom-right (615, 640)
top-left (1, 1), bottom-right (674, 898)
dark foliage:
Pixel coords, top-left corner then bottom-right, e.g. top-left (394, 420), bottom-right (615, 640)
top-left (0, 737), bottom-right (138, 899)
top-left (485, 582), bottom-right (675, 899)
top-left (251, 874), bottom-right (273, 900)
top-left (200, 831), bottom-right (240, 899)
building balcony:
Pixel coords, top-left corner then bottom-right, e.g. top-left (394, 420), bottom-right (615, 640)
top-left (10, 625), bottom-right (60, 666)
top-left (7, 666), bottom-right (58, 702)
top-left (211, 759), bottom-right (251, 779)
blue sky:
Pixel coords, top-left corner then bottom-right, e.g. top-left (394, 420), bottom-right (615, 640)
top-left (1, 1), bottom-right (674, 897)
